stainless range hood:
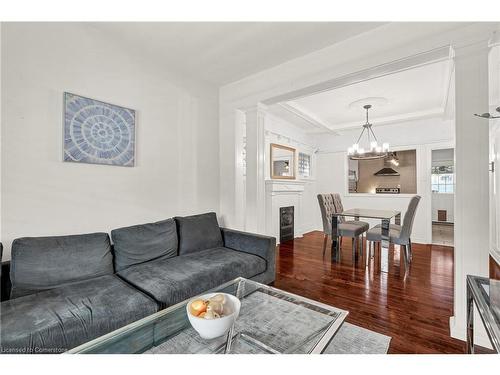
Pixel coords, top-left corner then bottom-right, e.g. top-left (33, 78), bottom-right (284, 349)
top-left (374, 167), bottom-right (400, 176)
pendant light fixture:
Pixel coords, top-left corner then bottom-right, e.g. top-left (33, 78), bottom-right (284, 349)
top-left (347, 104), bottom-right (389, 160)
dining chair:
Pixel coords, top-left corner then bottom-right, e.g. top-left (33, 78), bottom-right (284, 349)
top-left (365, 195), bottom-right (421, 266)
top-left (317, 193), bottom-right (369, 259)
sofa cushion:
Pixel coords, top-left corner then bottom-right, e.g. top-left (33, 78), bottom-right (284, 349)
top-left (0, 274), bottom-right (158, 353)
top-left (111, 218), bottom-right (178, 272)
top-left (118, 247), bottom-right (266, 307)
top-left (174, 212), bottom-right (223, 255)
top-left (10, 233), bottom-right (113, 299)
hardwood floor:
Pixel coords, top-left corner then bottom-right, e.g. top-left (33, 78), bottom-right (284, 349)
top-left (491, 255), bottom-right (500, 280)
top-left (273, 231), bottom-right (466, 354)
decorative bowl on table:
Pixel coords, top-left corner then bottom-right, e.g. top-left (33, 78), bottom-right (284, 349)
top-left (186, 293), bottom-right (241, 340)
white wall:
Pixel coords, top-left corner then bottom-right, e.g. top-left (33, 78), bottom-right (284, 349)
top-left (0, 23), bottom-right (2, 260)
top-left (312, 117), bottom-right (454, 244)
top-left (0, 23), bottom-right (220, 260)
top-left (490, 44), bottom-right (500, 265)
top-left (264, 113), bottom-right (318, 233)
top-left (432, 194), bottom-right (454, 222)
top-left (261, 114), bottom-right (454, 243)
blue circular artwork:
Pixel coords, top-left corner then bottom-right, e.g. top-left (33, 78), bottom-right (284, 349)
top-left (64, 93), bottom-right (135, 166)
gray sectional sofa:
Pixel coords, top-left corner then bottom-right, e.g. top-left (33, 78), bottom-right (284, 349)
top-left (0, 212), bottom-right (276, 353)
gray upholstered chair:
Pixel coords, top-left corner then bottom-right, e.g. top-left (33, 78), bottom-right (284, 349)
top-left (366, 195), bottom-right (421, 266)
top-left (317, 193), bottom-right (369, 259)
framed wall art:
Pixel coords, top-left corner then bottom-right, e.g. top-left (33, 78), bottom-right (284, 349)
top-left (63, 92), bottom-right (136, 166)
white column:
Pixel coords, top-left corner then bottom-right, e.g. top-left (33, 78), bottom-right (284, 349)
top-left (451, 40), bottom-right (491, 342)
top-left (244, 104), bottom-right (267, 234)
top-left (489, 40), bottom-right (500, 263)
top-left (233, 109), bottom-right (247, 230)
top-left (219, 107), bottom-right (238, 229)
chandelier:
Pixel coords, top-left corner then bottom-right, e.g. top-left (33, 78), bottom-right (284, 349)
top-left (347, 104), bottom-right (389, 160)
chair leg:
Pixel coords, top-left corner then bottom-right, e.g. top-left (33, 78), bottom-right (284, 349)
top-left (366, 240), bottom-right (370, 267)
top-left (322, 234), bottom-right (328, 257)
top-left (402, 245), bottom-right (408, 266)
top-left (340, 236), bottom-right (343, 249)
top-left (352, 237), bottom-right (357, 263)
top-left (408, 239), bottom-right (413, 261)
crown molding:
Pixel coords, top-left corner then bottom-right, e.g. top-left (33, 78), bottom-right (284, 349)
top-left (277, 103), bottom-right (338, 135)
top-left (441, 59), bottom-right (455, 113)
top-left (269, 51), bottom-right (454, 135)
top-left (284, 105), bottom-right (445, 134)
top-left (262, 45), bottom-right (453, 106)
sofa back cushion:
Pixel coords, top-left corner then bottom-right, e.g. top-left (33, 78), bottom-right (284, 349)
top-left (175, 212), bottom-right (223, 255)
top-left (111, 218), bottom-right (178, 272)
top-left (10, 233), bottom-right (113, 298)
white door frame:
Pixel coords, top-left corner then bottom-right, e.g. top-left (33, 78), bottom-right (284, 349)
top-left (428, 142), bottom-right (455, 245)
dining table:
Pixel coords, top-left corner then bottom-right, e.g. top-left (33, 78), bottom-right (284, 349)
top-left (331, 208), bottom-right (401, 272)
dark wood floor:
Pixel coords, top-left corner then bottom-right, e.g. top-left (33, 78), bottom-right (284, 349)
top-left (273, 231), bottom-right (467, 354)
top-left (491, 255), bottom-right (500, 280)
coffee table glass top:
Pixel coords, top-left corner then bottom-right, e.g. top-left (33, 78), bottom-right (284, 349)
top-left (68, 278), bottom-right (348, 354)
top-left (467, 275), bottom-right (500, 352)
top-left (333, 208), bottom-right (400, 220)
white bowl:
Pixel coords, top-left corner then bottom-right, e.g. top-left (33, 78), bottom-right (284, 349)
top-left (186, 293), bottom-right (241, 340)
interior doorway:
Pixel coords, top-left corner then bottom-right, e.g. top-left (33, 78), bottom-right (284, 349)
top-left (431, 148), bottom-right (455, 246)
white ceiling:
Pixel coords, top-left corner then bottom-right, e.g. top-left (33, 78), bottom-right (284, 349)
top-left (89, 22), bottom-right (386, 85)
top-left (273, 59), bottom-right (453, 133)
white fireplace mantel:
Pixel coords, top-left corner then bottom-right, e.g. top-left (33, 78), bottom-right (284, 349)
top-left (265, 180), bottom-right (306, 194)
top-left (265, 179), bottom-right (306, 243)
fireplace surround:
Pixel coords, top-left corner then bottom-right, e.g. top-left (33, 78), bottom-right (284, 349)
top-left (280, 206), bottom-right (294, 242)
top-left (265, 180), bottom-right (305, 244)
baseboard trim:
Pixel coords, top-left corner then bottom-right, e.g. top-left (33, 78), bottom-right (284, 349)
top-left (432, 221), bottom-right (454, 226)
top-left (411, 237), bottom-right (430, 246)
top-left (449, 316), bottom-right (493, 349)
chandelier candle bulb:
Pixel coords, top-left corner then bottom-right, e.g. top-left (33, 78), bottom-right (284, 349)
top-left (347, 104), bottom-right (389, 160)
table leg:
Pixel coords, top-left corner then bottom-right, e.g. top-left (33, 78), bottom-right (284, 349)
top-left (466, 283), bottom-right (474, 354)
top-left (331, 215), bottom-right (340, 262)
top-left (380, 218), bottom-right (390, 272)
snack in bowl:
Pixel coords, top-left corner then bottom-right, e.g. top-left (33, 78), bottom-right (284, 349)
top-left (186, 293), bottom-right (241, 339)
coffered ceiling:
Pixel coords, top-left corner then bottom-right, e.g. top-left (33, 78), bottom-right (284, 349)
top-left (268, 58), bottom-right (454, 134)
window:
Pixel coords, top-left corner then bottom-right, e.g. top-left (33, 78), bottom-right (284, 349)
top-left (298, 152), bottom-right (311, 178)
top-left (431, 165), bottom-right (454, 193)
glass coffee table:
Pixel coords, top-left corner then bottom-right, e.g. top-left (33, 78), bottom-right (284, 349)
top-left (68, 277), bottom-right (348, 354)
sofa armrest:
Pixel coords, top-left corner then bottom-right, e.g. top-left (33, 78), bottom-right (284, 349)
top-left (221, 228), bottom-right (276, 284)
top-left (1, 260), bottom-right (12, 302)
